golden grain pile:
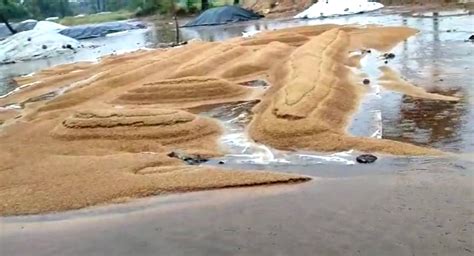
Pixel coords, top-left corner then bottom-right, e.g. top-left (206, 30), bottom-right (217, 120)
top-left (0, 24), bottom-right (457, 216)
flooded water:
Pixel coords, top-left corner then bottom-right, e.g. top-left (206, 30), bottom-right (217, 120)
top-left (1, 8), bottom-right (473, 256)
top-left (182, 11), bottom-right (474, 175)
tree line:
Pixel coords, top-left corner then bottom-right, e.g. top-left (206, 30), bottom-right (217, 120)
top-left (1, 0), bottom-right (240, 34)
top-left (1, 0), bottom-right (73, 20)
top-left (1, 0), bottom-right (238, 20)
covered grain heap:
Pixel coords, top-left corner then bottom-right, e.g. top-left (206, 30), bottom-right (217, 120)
top-left (183, 6), bottom-right (263, 27)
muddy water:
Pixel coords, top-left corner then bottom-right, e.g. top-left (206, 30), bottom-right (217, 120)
top-left (1, 10), bottom-right (474, 256)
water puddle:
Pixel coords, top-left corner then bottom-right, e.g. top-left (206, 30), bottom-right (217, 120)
top-left (199, 99), bottom-right (356, 167)
top-left (411, 9), bottom-right (471, 18)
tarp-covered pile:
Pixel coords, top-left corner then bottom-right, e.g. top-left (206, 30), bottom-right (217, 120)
top-left (59, 21), bottom-right (146, 40)
top-left (0, 20), bottom-right (66, 39)
top-left (0, 21), bottom-right (78, 64)
top-left (0, 30), bottom-right (80, 64)
top-left (183, 6), bottom-right (263, 27)
top-left (295, 0), bottom-right (383, 19)
top-left (0, 20), bottom-right (145, 64)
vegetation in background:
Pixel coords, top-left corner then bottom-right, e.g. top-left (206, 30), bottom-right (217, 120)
top-left (0, 0), bottom-right (241, 30)
top-left (0, 0), bottom-right (28, 34)
top-left (59, 10), bottom-right (133, 25)
top-left (0, 0), bottom-right (28, 19)
top-left (23, 0), bottom-right (72, 19)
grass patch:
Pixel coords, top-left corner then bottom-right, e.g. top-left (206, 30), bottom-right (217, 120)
top-left (59, 11), bottom-right (134, 26)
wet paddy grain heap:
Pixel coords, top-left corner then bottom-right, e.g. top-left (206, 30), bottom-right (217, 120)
top-left (52, 108), bottom-right (220, 143)
top-left (0, 24), bottom-right (459, 215)
top-left (113, 77), bottom-right (252, 107)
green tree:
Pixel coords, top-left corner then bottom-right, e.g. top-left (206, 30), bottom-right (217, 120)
top-left (0, 0), bottom-right (29, 34)
top-left (106, 0), bottom-right (128, 11)
top-left (129, 0), bottom-right (174, 16)
top-left (58, 0), bottom-right (72, 17)
top-left (23, 0), bottom-right (73, 19)
top-left (201, 0), bottom-right (208, 10)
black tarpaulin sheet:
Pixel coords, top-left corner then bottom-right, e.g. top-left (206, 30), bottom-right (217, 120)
top-left (59, 21), bottom-right (146, 40)
top-left (183, 6), bottom-right (262, 27)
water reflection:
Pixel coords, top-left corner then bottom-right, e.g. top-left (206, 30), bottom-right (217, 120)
top-left (385, 13), bottom-right (473, 152)
top-left (383, 92), bottom-right (465, 150)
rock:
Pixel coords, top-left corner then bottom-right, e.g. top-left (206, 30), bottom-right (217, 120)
top-left (27, 37), bottom-right (31, 42)
top-left (42, 45), bottom-right (47, 49)
top-left (469, 35), bottom-right (474, 41)
top-left (363, 78), bottom-right (370, 85)
top-left (157, 41), bottom-right (188, 49)
top-left (167, 150), bottom-right (208, 165)
top-left (356, 154), bottom-right (378, 164)
top-left (382, 53), bottom-right (396, 59)
top-left (218, 160), bottom-right (225, 165)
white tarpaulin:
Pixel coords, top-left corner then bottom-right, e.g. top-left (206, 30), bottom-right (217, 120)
top-left (33, 20), bottom-right (67, 31)
top-left (0, 29), bottom-right (79, 64)
top-left (295, 0), bottom-right (384, 19)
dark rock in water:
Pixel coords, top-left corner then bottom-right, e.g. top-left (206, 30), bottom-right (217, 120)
top-left (469, 35), bottom-right (474, 41)
top-left (66, 44), bottom-right (74, 50)
top-left (356, 154), bottom-right (378, 164)
top-left (218, 160), bottom-right (225, 165)
top-left (384, 60), bottom-right (388, 64)
top-left (363, 78), bottom-right (370, 85)
top-left (42, 45), bottom-right (47, 49)
top-left (167, 151), bottom-right (208, 165)
top-left (27, 37), bottom-right (31, 42)
top-left (157, 41), bottom-right (188, 49)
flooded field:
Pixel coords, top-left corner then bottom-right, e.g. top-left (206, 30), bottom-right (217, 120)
top-left (1, 8), bottom-right (473, 256)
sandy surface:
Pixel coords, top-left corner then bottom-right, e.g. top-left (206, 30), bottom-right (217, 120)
top-left (0, 24), bottom-right (460, 215)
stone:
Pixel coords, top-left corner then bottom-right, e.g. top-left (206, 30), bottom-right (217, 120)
top-left (382, 53), bottom-right (396, 59)
top-left (363, 78), bottom-right (370, 85)
top-left (356, 154), bottom-right (378, 164)
top-left (167, 151), bottom-right (208, 165)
